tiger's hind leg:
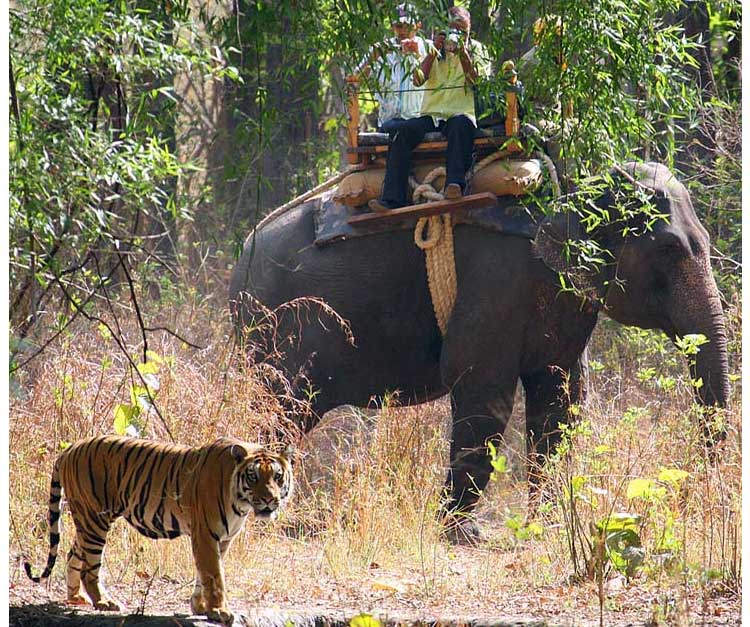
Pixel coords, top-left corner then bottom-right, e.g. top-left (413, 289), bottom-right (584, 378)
top-left (69, 507), bottom-right (120, 611)
top-left (64, 541), bottom-right (87, 606)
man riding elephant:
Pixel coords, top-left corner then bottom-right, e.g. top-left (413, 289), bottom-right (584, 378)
top-left (368, 5), bottom-right (491, 211)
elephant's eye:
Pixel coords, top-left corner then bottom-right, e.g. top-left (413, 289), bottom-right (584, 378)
top-left (687, 236), bottom-right (704, 257)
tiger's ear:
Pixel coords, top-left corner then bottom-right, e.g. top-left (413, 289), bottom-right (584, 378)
top-left (281, 444), bottom-right (296, 464)
top-left (230, 444), bottom-right (248, 464)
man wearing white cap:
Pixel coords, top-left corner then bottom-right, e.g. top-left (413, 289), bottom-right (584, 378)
top-left (348, 3), bottom-right (427, 136)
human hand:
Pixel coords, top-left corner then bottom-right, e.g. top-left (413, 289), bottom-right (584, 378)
top-left (401, 38), bottom-right (419, 54)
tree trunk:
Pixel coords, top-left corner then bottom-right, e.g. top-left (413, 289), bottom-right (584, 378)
top-left (173, 0), bottom-right (229, 263)
top-left (260, 16), bottom-right (320, 210)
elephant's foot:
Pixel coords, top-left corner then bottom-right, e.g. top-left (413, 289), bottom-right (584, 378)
top-left (441, 514), bottom-right (485, 546)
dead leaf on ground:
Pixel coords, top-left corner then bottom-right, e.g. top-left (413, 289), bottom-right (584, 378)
top-left (604, 574), bottom-right (626, 595)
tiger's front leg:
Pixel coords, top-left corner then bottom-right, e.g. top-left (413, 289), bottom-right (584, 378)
top-left (191, 531), bottom-right (233, 625)
top-left (190, 571), bottom-right (206, 617)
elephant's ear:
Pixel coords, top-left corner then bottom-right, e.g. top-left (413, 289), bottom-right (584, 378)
top-left (532, 211), bottom-right (582, 274)
top-left (532, 211), bottom-right (601, 299)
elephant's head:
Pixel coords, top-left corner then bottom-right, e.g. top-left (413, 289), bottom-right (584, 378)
top-left (534, 162), bottom-right (730, 424)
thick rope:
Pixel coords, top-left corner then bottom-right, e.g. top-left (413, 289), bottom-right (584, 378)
top-left (410, 158), bottom-right (484, 334)
top-left (411, 150), bottom-right (519, 335)
top-left (414, 212), bottom-right (456, 335)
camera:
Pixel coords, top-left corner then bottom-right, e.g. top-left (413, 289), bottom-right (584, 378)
top-left (445, 29), bottom-right (463, 53)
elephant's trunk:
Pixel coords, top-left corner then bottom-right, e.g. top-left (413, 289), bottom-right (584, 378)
top-left (689, 303), bottom-right (731, 408)
top-left (670, 256), bottom-right (730, 435)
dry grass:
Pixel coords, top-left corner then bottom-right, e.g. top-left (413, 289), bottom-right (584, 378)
top-left (9, 287), bottom-right (741, 625)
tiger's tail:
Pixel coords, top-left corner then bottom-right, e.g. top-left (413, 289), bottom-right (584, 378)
top-left (24, 459), bottom-right (63, 582)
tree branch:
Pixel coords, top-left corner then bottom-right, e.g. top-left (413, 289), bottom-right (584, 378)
top-left (118, 251), bottom-right (149, 363)
top-left (143, 326), bottom-right (204, 350)
top-left (10, 254), bottom-right (121, 373)
top-left (56, 260), bottom-right (175, 442)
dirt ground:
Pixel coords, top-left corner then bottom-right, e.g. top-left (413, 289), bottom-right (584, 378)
top-left (10, 380), bottom-right (741, 627)
top-left (9, 536), bottom-right (740, 627)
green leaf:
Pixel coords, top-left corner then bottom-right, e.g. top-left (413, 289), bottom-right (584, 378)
top-left (626, 478), bottom-right (666, 501)
top-left (490, 454), bottom-right (508, 474)
top-left (674, 333), bottom-right (709, 356)
top-left (606, 530), bottom-right (644, 577)
top-left (571, 475), bottom-right (588, 495)
top-left (658, 468), bottom-right (688, 484)
top-left (626, 478), bottom-right (652, 499)
top-left (130, 385), bottom-right (148, 406)
top-left (145, 350), bottom-right (164, 364)
top-left (113, 404), bottom-right (139, 435)
top-left (350, 614), bottom-right (382, 627)
top-left (137, 361), bottom-right (160, 375)
top-left (597, 512), bottom-right (641, 532)
top-left (526, 521), bottom-right (544, 537)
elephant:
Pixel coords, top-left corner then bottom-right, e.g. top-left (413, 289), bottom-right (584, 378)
top-left (229, 161), bottom-right (730, 538)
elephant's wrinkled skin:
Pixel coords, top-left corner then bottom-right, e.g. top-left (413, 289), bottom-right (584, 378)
top-left (229, 162), bottom-right (730, 519)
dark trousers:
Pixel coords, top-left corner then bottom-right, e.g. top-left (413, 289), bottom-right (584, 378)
top-left (380, 114), bottom-right (476, 207)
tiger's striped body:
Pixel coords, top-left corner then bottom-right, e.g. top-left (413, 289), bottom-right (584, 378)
top-left (24, 435), bottom-right (294, 625)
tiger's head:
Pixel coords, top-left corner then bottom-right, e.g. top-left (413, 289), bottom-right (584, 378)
top-left (232, 444), bottom-right (294, 521)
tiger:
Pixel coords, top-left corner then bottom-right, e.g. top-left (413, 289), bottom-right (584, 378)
top-left (24, 434), bottom-right (294, 625)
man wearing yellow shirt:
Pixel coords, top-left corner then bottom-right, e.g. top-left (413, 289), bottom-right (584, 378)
top-left (369, 6), bottom-right (490, 211)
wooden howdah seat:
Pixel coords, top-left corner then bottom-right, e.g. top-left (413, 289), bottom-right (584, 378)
top-left (257, 69), bottom-right (540, 238)
top-left (341, 72), bottom-right (532, 223)
top-left (345, 74), bottom-right (525, 168)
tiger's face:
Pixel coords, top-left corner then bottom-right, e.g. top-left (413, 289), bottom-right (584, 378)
top-left (236, 446), bottom-right (294, 521)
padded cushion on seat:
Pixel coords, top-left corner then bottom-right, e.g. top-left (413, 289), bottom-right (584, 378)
top-left (357, 126), bottom-right (504, 146)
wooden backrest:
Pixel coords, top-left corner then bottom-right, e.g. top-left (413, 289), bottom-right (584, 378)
top-left (345, 73), bottom-right (521, 165)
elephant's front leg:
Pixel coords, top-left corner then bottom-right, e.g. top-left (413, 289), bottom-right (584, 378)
top-left (522, 360), bottom-right (585, 508)
top-left (443, 375), bottom-right (518, 542)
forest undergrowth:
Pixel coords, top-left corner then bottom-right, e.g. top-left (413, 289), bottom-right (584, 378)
top-left (8, 276), bottom-right (741, 626)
